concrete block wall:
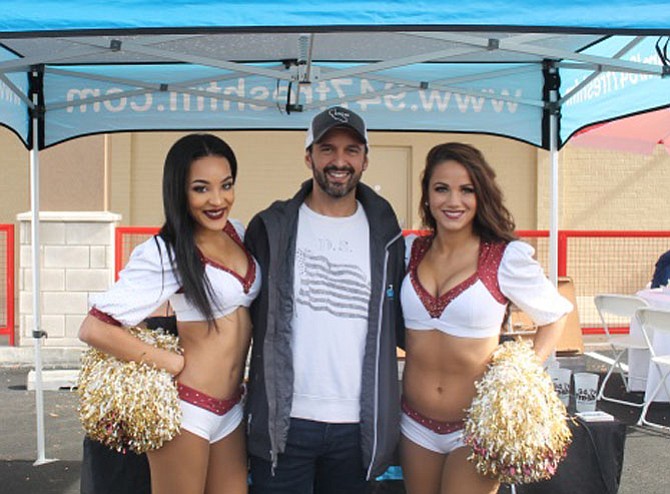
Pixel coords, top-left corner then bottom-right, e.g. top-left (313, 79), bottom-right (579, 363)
top-left (17, 211), bottom-right (121, 347)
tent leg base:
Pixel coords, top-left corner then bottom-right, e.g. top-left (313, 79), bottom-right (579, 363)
top-left (33, 458), bottom-right (58, 466)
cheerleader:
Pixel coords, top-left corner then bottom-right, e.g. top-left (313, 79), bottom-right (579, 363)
top-left (399, 143), bottom-right (572, 494)
top-left (79, 134), bottom-right (259, 494)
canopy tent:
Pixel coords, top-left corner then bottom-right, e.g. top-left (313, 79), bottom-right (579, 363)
top-left (1, 0), bottom-right (669, 464)
top-left (1, 1), bottom-right (669, 149)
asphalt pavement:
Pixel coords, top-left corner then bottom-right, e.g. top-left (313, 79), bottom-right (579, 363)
top-left (1, 366), bottom-right (83, 494)
top-left (1, 351), bottom-right (670, 494)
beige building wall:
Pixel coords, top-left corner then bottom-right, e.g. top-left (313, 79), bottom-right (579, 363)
top-left (0, 130), bottom-right (30, 225)
top-left (40, 135), bottom-right (105, 211)
top-left (536, 143), bottom-right (670, 230)
top-left (2, 126), bottom-right (668, 232)
top-left (2, 126), bottom-right (669, 346)
top-left (0, 133), bottom-right (104, 223)
top-left (558, 145), bottom-right (669, 230)
top-left (368, 132), bottom-right (539, 230)
top-left (108, 131), bottom-right (314, 228)
top-left (105, 131), bottom-right (539, 231)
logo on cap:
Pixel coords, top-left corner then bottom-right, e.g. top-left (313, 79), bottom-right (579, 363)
top-left (305, 105), bottom-right (367, 149)
top-left (329, 108), bottom-right (350, 123)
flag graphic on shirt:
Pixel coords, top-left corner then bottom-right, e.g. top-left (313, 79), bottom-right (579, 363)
top-left (295, 248), bottom-right (370, 320)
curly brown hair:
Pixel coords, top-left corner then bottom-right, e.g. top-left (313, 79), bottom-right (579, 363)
top-left (419, 142), bottom-right (517, 243)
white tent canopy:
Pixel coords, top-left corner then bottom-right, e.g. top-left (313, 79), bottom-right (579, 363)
top-left (1, 0), bottom-right (669, 464)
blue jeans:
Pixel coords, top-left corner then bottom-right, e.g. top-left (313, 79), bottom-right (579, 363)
top-left (249, 418), bottom-right (367, 494)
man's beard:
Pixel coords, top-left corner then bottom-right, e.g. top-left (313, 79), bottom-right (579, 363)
top-left (312, 164), bottom-right (361, 198)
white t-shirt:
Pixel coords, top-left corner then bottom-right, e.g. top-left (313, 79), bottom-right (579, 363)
top-left (290, 202), bottom-right (371, 423)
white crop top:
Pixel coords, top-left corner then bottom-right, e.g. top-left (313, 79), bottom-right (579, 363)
top-left (400, 235), bottom-right (572, 339)
top-left (89, 220), bottom-right (261, 326)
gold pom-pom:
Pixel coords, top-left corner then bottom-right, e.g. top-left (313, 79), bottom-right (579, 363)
top-left (463, 339), bottom-right (572, 484)
top-left (77, 326), bottom-right (182, 454)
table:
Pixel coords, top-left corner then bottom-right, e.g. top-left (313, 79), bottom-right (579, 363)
top-left (368, 416), bottom-right (626, 494)
top-left (81, 437), bottom-right (151, 494)
top-left (516, 417), bottom-right (626, 494)
top-left (628, 288), bottom-right (670, 402)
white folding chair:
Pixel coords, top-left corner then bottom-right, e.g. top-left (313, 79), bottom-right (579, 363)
top-left (635, 307), bottom-right (670, 429)
top-left (594, 294), bottom-right (649, 406)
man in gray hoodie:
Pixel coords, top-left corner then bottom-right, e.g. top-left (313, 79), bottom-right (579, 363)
top-left (244, 106), bottom-right (405, 494)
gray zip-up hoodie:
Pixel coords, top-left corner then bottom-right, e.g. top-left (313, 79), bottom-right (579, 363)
top-left (244, 180), bottom-right (405, 480)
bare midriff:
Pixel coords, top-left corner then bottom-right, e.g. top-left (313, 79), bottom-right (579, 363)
top-left (402, 328), bottom-right (499, 422)
top-left (175, 306), bottom-right (252, 401)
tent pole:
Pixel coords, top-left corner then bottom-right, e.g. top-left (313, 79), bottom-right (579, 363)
top-left (546, 65), bottom-right (560, 367)
top-left (549, 111), bottom-right (559, 286)
top-left (29, 96), bottom-right (53, 466)
top-left (547, 62), bottom-right (560, 287)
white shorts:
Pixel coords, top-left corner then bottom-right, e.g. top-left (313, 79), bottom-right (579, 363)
top-left (400, 411), bottom-right (465, 454)
top-left (180, 401), bottom-right (243, 444)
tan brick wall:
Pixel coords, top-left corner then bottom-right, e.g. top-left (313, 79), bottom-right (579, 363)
top-left (537, 143), bottom-right (670, 230)
top-left (2, 126), bottom-right (669, 343)
top-left (0, 130), bottom-right (29, 225)
top-left (106, 130), bottom-right (538, 230)
top-left (567, 145), bottom-right (670, 229)
top-left (0, 131), bottom-right (104, 223)
top-left (113, 131), bottom-right (312, 227)
top-left (3, 127), bottom-right (668, 233)
top-left (40, 135), bottom-right (105, 211)
top-left (3, 127), bottom-right (669, 232)
top-left (370, 132), bottom-right (538, 230)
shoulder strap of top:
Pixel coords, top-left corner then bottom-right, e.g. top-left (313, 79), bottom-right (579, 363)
top-left (478, 241), bottom-right (508, 304)
top-left (408, 235), bottom-right (432, 273)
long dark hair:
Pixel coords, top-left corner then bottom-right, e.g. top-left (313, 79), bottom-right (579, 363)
top-left (158, 133), bottom-right (238, 328)
top-left (419, 142), bottom-right (517, 243)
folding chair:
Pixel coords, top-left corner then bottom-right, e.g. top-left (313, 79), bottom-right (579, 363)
top-left (635, 307), bottom-right (670, 429)
top-left (594, 294), bottom-right (649, 406)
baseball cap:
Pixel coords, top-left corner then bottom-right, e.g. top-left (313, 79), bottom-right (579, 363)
top-left (305, 106), bottom-right (368, 149)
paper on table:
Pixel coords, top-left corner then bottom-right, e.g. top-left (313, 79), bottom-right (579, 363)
top-left (575, 411), bottom-right (615, 422)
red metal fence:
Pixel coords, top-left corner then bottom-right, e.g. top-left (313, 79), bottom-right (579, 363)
top-left (114, 226), bottom-right (163, 281)
top-left (0, 224), bottom-right (15, 346)
top-left (114, 227), bottom-right (670, 335)
top-left (558, 231), bottom-right (670, 334)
